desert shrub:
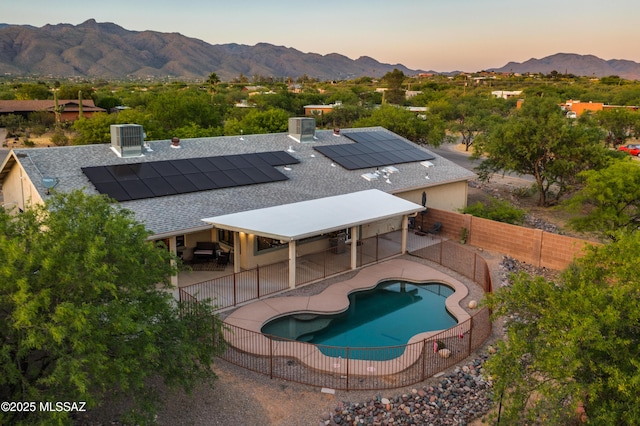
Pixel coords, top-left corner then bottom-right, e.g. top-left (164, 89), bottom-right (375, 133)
top-left (29, 124), bottom-right (47, 137)
top-left (461, 197), bottom-right (525, 224)
top-left (50, 129), bottom-right (69, 146)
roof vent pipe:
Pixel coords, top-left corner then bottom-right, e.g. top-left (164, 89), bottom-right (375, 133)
top-left (333, 128), bottom-right (340, 136)
top-left (171, 137), bottom-right (181, 148)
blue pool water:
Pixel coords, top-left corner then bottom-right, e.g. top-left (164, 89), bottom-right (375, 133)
top-left (261, 281), bottom-right (457, 360)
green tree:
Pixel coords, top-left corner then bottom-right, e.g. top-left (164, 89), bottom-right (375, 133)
top-left (94, 94), bottom-right (122, 112)
top-left (0, 113), bottom-right (23, 135)
top-left (144, 89), bottom-right (223, 138)
top-left (57, 84), bottom-right (95, 102)
top-left (14, 83), bottom-right (51, 100)
top-left (173, 122), bottom-right (223, 138)
top-left (223, 108), bottom-right (290, 135)
top-left (72, 111), bottom-right (117, 144)
top-left (446, 95), bottom-right (509, 151)
top-left (474, 96), bottom-right (608, 206)
top-left (0, 191), bottom-right (224, 424)
top-left (594, 107), bottom-right (640, 146)
top-left (382, 69), bottom-right (406, 105)
top-left (567, 160), bottom-right (640, 239)
top-left (353, 104), bottom-right (448, 146)
top-left (461, 196), bottom-right (525, 224)
top-left (485, 232), bottom-right (640, 425)
top-left (325, 104), bottom-right (369, 128)
top-left (206, 72), bottom-right (221, 101)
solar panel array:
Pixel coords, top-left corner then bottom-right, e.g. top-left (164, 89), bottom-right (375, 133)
top-left (313, 131), bottom-right (435, 170)
top-left (82, 151), bottom-right (299, 202)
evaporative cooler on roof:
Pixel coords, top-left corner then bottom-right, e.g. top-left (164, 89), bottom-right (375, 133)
top-left (288, 117), bottom-right (316, 143)
top-left (110, 124), bottom-right (144, 157)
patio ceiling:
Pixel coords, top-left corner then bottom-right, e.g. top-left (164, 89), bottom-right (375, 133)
top-left (201, 189), bottom-right (425, 241)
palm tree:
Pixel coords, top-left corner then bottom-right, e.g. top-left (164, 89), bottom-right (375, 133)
top-left (207, 72), bottom-right (220, 101)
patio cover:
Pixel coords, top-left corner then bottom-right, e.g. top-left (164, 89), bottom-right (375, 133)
top-left (201, 189), bottom-right (425, 241)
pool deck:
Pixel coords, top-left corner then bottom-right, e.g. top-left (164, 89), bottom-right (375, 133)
top-left (223, 258), bottom-right (471, 376)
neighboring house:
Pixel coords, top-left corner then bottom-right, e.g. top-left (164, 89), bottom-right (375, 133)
top-left (561, 99), bottom-right (639, 117)
top-left (303, 101), bottom-right (342, 116)
top-left (0, 100), bottom-right (106, 122)
top-left (0, 119), bottom-right (475, 287)
top-left (491, 90), bottom-right (522, 100)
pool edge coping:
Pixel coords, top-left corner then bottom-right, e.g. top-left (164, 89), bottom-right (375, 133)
top-left (223, 258), bottom-right (473, 376)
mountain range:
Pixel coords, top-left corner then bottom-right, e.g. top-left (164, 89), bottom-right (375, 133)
top-left (1, 20), bottom-right (640, 81)
top-left (489, 53), bottom-right (640, 81)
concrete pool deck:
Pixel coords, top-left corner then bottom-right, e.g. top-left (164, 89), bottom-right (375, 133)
top-left (223, 258), bottom-right (472, 376)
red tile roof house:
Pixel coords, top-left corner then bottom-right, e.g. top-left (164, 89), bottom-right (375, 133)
top-left (0, 99), bottom-right (106, 122)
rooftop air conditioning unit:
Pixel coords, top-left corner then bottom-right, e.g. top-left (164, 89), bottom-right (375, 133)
top-left (288, 117), bottom-right (316, 143)
top-left (110, 124), bottom-right (144, 157)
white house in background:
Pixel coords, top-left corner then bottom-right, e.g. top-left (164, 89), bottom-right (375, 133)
top-left (491, 90), bottom-right (523, 99)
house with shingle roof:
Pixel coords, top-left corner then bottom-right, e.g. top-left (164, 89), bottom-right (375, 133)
top-left (0, 100), bottom-right (106, 122)
top-left (0, 118), bottom-right (475, 288)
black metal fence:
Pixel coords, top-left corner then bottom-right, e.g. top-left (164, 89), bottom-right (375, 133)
top-left (180, 233), bottom-right (495, 390)
top-left (180, 232), bottom-right (405, 310)
top-left (220, 307), bottom-right (491, 391)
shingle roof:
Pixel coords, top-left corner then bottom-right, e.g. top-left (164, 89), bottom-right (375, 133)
top-left (0, 100), bottom-right (106, 114)
top-left (9, 127), bottom-right (475, 237)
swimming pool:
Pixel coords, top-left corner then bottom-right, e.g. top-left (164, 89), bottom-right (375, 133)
top-left (261, 280), bottom-right (457, 360)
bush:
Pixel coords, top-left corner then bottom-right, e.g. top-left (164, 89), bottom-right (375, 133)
top-left (50, 129), bottom-right (69, 146)
top-left (461, 197), bottom-right (525, 224)
top-left (29, 124), bottom-right (47, 137)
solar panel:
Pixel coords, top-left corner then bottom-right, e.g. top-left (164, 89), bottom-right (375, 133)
top-left (110, 164), bottom-right (139, 180)
top-left (226, 154), bottom-right (253, 169)
top-left (223, 169), bottom-right (255, 186)
top-left (184, 173), bottom-right (217, 191)
top-left (81, 151), bottom-right (300, 202)
top-left (142, 177), bottom-right (178, 196)
top-left (313, 131), bottom-right (435, 170)
top-left (189, 157), bottom-right (219, 173)
top-left (121, 179), bottom-right (154, 199)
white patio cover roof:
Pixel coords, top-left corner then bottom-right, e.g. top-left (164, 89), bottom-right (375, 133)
top-left (202, 189), bottom-right (425, 241)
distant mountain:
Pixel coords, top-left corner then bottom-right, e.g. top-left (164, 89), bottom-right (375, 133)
top-left (0, 20), bottom-right (429, 81)
top-left (2, 22), bottom-right (639, 81)
top-left (490, 53), bottom-right (640, 80)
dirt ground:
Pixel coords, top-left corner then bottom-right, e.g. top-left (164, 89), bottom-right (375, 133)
top-left (3, 130), bottom-right (60, 148)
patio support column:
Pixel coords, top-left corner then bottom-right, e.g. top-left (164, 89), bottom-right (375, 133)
top-left (401, 215), bottom-right (408, 254)
top-left (288, 240), bottom-right (297, 289)
top-left (350, 225), bottom-right (358, 269)
top-left (233, 232), bottom-right (241, 273)
top-left (168, 236), bottom-right (179, 289)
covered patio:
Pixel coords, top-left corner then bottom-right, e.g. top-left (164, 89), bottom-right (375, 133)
top-left (201, 189), bottom-right (426, 289)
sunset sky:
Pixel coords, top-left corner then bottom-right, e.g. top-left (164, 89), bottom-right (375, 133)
top-left (3, 0), bottom-right (639, 72)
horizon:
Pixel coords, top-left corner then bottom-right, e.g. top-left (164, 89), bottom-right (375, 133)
top-left (4, 1), bottom-right (640, 73)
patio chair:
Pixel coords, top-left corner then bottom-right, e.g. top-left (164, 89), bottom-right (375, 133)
top-left (213, 251), bottom-right (230, 271)
top-left (426, 222), bottom-right (442, 235)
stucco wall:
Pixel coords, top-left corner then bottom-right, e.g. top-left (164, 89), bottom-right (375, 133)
top-left (2, 160), bottom-right (42, 211)
top-left (396, 180), bottom-right (469, 212)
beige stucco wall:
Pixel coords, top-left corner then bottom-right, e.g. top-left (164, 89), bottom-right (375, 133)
top-left (395, 180), bottom-right (468, 212)
top-left (2, 158), bottom-right (42, 211)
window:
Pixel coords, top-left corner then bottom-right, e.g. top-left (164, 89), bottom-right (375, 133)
top-left (256, 236), bottom-right (286, 252)
top-left (217, 229), bottom-right (234, 247)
